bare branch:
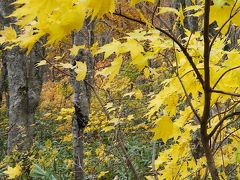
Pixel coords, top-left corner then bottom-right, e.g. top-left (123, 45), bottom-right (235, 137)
top-left (212, 65), bottom-right (240, 89)
top-left (211, 89), bottom-right (240, 97)
top-left (213, 127), bottom-right (240, 154)
top-left (161, 51), bottom-right (201, 122)
top-left (209, 111), bottom-right (240, 138)
top-left (151, 140), bottom-right (159, 180)
top-left (112, 12), bottom-right (205, 88)
top-left (151, 0), bottom-right (160, 26)
top-left (84, 80), bottom-right (111, 120)
top-left (209, 6), bottom-right (240, 51)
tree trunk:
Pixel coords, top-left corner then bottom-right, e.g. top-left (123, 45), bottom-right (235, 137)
top-left (0, 0), bottom-right (44, 154)
top-left (71, 19), bottom-right (95, 180)
top-left (4, 45), bottom-right (44, 153)
top-left (0, 55), bottom-right (8, 108)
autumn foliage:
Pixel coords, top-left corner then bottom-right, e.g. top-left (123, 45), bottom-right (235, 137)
top-left (0, 0), bottom-right (240, 179)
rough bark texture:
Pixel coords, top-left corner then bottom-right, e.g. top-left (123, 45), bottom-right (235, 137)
top-left (0, 56), bottom-right (8, 108)
top-left (71, 20), bottom-right (94, 180)
top-left (0, 0), bottom-right (44, 153)
top-left (5, 45), bottom-right (44, 153)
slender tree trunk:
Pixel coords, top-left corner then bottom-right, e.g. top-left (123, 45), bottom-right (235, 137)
top-left (201, 1), bottom-right (219, 179)
top-left (71, 19), bottom-right (95, 180)
top-left (0, 0), bottom-right (44, 153)
top-left (0, 55), bottom-right (8, 108)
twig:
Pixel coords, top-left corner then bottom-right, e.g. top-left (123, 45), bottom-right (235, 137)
top-left (211, 89), bottom-right (240, 97)
top-left (212, 65), bottom-right (240, 89)
top-left (208, 101), bottom-right (238, 123)
top-left (208, 111), bottom-right (240, 138)
top-left (0, 123), bottom-right (16, 136)
top-left (151, 0), bottom-right (160, 26)
top-left (117, 130), bottom-right (141, 180)
top-left (209, 6), bottom-right (240, 52)
top-left (151, 140), bottom-right (159, 180)
top-left (84, 80), bottom-right (110, 120)
top-left (173, 49), bottom-right (201, 122)
top-left (213, 127), bottom-right (240, 154)
top-left (112, 12), bottom-right (204, 88)
top-left (185, 32), bottom-right (193, 49)
top-left (180, 68), bottom-right (204, 79)
top-left (84, 82), bottom-right (140, 179)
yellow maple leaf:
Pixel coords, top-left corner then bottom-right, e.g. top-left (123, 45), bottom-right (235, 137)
top-left (96, 39), bottom-right (122, 59)
top-left (0, 26), bottom-right (17, 44)
top-left (130, 0), bottom-right (154, 6)
top-left (63, 134), bottom-right (72, 142)
top-left (36, 60), bottom-right (47, 67)
top-left (3, 164), bottom-right (22, 179)
top-left (69, 45), bottom-right (85, 56)
top-left (178, 5), bottom-right (184, 26)
top-left (102, 126), bottom-right (114, 132)
top-left (96, 55), bottom-right (122, 81)
top-left (75, 61), bottom-right (87, 81)
top-left (98, 171), bottom-right (109, 178)
top-left (210, 1), bottom-right (240, 33)
top-left (158, 7), bottom-right (179, 15)
top-left (59, 63), bottom-right (74, 69)
top-left (125, 39), bottom-right (144, 59)
top-left (151, 116), bottom-right (177, 143)
top-left (87, 0), bottom-right (115, 18)
top-left (131, 52), bottom-right (154, 70)
top-left (134, 89), bottom-right (143, 99)
top-left (144, 68), bottom-right (150, 78)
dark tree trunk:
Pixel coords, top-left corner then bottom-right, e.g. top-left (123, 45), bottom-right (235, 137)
top-left (71, 19), bottom-right (95, 180)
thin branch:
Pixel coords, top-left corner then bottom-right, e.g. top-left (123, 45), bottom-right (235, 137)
top-left (212, 65), bottom-right (240, 89)
top-left (84, 80), bottom-right (110, 120)
top-left (213, 127), bottom-right (240, 154)
top-left (151, 0), bottom-right (160, 26)
top-left (186, 32), bottom-right (193, 49)
top-left (161, 51), bottom-right (201, 122)
top-left (0, 123), bottom-right (16, 136)
top-left (35, 50), bottom-right (73, 77)
top-left (117, 130), bottom-right (141, 180)
top-left (151, 140), bottom-right (159, 180)
top-left (211, 116), bottom-right (240, 151)
top-left (218, 116), bottom-right (240, 133)
top-left (209, 6), bottom-right (240, 51)
top-left (173, 158), bottom-right (186, 180)
top-left (175, 66), bottom-right (201, 123)
top-left (142, 2), bottom-right (173, 34)
top-left (211, 108), bottom-right (240, 151)
top-left (211, 89), bottom-right (240, 97)
top-left (112, 12), bottom-right (205, 88)
top-left (85, 82), bottom-right (140, 179)
top-left (208, 111), bottom-right (240, 138)
top-left (208, 101), bottom-right (238, 123)
top-left (180, 68), bottom-right (204, 79)
top-left (180, 167), bottom-right (205, 180)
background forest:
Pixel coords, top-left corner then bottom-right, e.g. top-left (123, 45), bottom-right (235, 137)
top-left (0, 0), bottom-right (240, 179)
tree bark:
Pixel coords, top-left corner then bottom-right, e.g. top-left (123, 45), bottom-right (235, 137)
top-left (71, 19), bottom-right (95, 180)
top-left (201, 1), bottom-right (220, 179)
top-left (0, 55), bottom-right (8, 108)
top-left (4, 44), bottom-right (44, 153)
top-left (0, 0), bottom-right (44, 153)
